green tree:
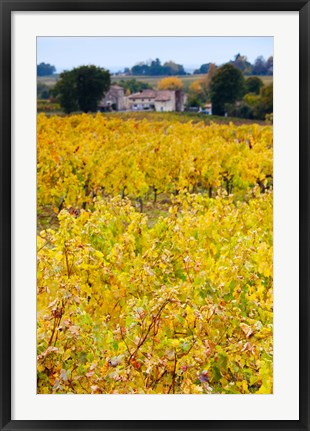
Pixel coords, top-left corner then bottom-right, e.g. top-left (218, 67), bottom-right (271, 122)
top-left (252, 56), bottom-right (268, 75)
top-left (131, 58), bottom-right (186, 76)
top-left (37, 83), bottom-right (50, 99)
top-left (260, 83), bottom-right (273, 110)
top-left (193, 63), bottom-right (212, 75)
top-left (255, 83), bottom-right (273, 119)
top-left (162, 60), bottom-right (186, 76)
top-left (53, 65), bottom-right (110, 113)
top-left (266, 56), bottom-right (273, 75)
top-left (117, 79), bottom-right (152, 94)
top-left (53, 71), bottom-right (79, 114)
top-left (210, 64), bottom-right (245, 116)
top-left (230, 53), bottom-right (253, 75)
top-left (37, 62), bottom-right (56, 76)
top-left (245, 77), bottom-right (264, 95)
top-left (237, 83), bottom-right (273, 120)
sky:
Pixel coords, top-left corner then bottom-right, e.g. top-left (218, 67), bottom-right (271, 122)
top-left (37, 36), bottom-right (273, 73)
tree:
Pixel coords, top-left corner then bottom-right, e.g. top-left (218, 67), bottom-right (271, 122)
top-left (193, 63), bottom-right (212, 75)
top-left (37, 62), bottom-right (56, 76)
top-left (230, 53), bottom-right (253, 75)
top-left (53, 71), bottom-right (79, 113)
top-left (266, 56), bottom-right (273, 75)
top-left (210, 64), bottom-right (245, 116)
top-left (186, 64), bottom-right (217, 109)
top-left (252, 56), bottom-right (268, 75)
top-left (117, 79), bottom-right (152, 94)
top-left (206, 63), bottom-right (217, 83)
top-left (257, 83), bottom-right (273, 118)
top-left (162, 61), bottom-right (186, 76)
top-left (187, 79), bottom-right (207, 108)
top-left (245, 77), bottom-right (264, 95)
top-left (149, 58), bottom-right (163, 75)
top-left (131, 62), bottom-right (150, 75)
top-left (37, 83), bottom-right (50, 99)
top-left (130, 59), bottom-right (186, 76)
top-left (225, 101), bottom-right (255, 119)
top-left (157, 77), bottom-right (184, 91)
top-left (235, 83), bottom-right (273, 120)
top-left (53, 65), bottom-right (110, 113)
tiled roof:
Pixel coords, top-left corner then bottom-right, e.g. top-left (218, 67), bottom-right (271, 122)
top-left (129, 90), bottom-right (157, 100)
top-left (155, 91), bottom-right (174, 102)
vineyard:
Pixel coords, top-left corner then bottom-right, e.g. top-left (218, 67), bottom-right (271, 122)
top-left (37, 114), bottom-right (273, 394)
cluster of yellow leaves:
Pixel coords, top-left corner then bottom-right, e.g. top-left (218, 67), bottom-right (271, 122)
top-left (157, 77), bottom-right (184, 91)
top-left (188, 63), bottom-right (217, 99)
top-left (37, 192), bottom-right (273, 394)
top-left (37, 114), bottom-right (272, 215)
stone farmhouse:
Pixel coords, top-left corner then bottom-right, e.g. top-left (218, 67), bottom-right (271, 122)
top-left (127, 89), bottom-right (157, 111)
top-left (128, 89), bottom-right (186, 112)
top-left (99, 86), bottom-right (186, 112)
top-left (98, 85), bottom-right (127, 111)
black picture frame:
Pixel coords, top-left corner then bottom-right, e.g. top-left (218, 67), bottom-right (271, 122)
top-left (1, 1), bottom-right (309, 430)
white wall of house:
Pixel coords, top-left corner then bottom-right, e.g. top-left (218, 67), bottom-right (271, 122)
top-left (154, 99), bottom-right (175, 112)
top-left (128, 97), bottom-right (155, 110)
top-left (154, 91), bottom-right (175, 112)
top-left (123, 96), bottom-right (131, 110)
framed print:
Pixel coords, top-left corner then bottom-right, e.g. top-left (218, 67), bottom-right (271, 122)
top-left (1, 0), bottom-right (309, 430)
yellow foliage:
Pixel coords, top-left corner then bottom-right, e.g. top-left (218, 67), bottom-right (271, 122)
top-left (37, 114), bottom-right (273, 395)
top-left (157, 77), bottom-right (184, 91)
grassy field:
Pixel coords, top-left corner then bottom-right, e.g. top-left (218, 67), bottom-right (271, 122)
top-left (37, 75), bottom-right (59, 87)
top-left (38, 74), bottom-right (273, 91)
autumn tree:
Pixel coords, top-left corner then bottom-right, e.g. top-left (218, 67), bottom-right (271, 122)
top-left (53, 65), bottom-right (110, 113)
top-left (157, 77), bottom-right (184, 91)
top-left (187, 64), bottom-right (216, 108)
top-left (187, 80), bottom-right (207, 107)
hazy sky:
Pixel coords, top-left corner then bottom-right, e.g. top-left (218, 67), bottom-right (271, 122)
top-left (37, 36), bottom-right (273, 73)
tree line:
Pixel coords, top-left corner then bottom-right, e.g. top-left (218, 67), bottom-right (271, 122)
top-left (128, 58), bottom-right (187, 76)
top-left (122, 54), bottom-right (273, 77)
top-left (38, 53), bottom-right (273, 79)
top-left (40, 62), bottom-right (272, 121)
